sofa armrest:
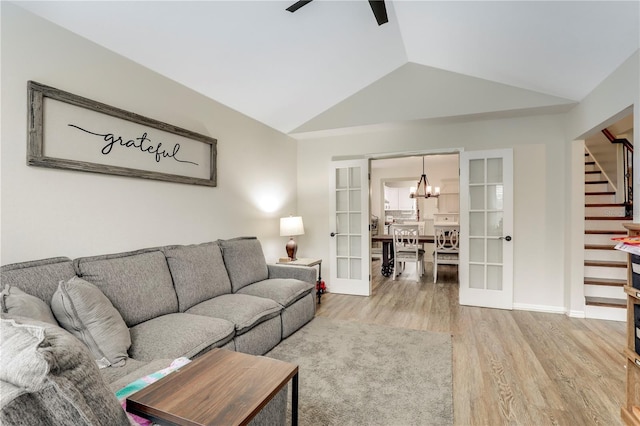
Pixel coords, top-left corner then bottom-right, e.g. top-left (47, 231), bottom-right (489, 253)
top-left (267, 264), bottom-right (316, 284)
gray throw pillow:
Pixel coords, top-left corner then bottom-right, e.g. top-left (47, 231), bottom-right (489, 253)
top-left (0, 284), bottom-right (58, 325)
top-left (51, 276), bottom-right (131, 368)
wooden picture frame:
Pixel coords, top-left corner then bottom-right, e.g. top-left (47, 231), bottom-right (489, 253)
top-left (27, 81), bottom-right (217, 186)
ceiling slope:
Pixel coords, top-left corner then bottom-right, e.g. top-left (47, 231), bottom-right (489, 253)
top-left (11, 1), bottom-right (640, 135)
top-left (292, 62), bottom-right (577, 134)
top-left (395, 1), bottom-right (640, 101)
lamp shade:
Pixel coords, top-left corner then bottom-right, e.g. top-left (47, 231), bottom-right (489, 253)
top-left (280, 216), bottom-right (305, 237)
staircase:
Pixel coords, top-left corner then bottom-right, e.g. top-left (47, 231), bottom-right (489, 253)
top-left (583, 151), bottom-right (631, 321)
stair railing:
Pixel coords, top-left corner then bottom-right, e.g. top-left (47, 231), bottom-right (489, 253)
top-left (602, 128), bottom-right (633, 216)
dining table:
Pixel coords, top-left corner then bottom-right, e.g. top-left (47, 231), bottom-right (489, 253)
top-left (371, 234), bottom-right (435, 277)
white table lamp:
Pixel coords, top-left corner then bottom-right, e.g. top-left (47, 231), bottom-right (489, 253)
top-left (280, 216), bottom-right (304, 261)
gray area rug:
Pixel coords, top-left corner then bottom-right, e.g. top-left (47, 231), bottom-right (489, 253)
top-left (266, 317), bottom-right (453, 426)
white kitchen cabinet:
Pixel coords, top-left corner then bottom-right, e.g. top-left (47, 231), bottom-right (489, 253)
top-left (384, 186), bottom-right (397, 209)
top-left (384, 186), bottom-right (415, 211)
top-left (437, 193), bottom-right (459, 213)
top-left (398, 187), bottom-right (415, 210)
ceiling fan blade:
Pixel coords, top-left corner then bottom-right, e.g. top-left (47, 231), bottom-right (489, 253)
top-left (286, 0), bottom-right (313, 13)
top-left (368, 0), bottom-right (388, 26)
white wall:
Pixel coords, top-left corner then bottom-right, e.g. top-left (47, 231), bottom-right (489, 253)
top-left (563, 50), bottom-right (639, 317)
top-left (297, 114), bottom-right (568, 312)
top-left (1, 3), bottom-right (298, 264)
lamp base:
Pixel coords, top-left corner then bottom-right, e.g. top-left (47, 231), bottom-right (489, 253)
top-left (286, 237), bottom-right (298, 261)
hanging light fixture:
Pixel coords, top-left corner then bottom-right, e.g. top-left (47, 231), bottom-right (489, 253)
top-left (409, 156), bottom-right (440, 199)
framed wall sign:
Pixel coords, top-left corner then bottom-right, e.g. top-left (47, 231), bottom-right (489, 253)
top-left (27, 81), bottom-right (217, 186)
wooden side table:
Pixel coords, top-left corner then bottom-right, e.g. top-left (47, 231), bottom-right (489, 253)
top-left (127, 348), bottom-right (298, 426)
top-left (277, 258), bottom-right (324, 304)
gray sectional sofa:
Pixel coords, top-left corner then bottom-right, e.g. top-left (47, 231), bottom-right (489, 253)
top-left (0, 237), bottom-right (316, 425)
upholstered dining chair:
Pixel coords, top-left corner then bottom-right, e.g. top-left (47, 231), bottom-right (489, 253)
top-left (433, 225), bottom-right (460, 283)
top-left (391, 224), bottom-right (425, 282)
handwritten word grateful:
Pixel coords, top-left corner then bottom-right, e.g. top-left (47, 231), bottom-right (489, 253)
top-left (68, 124), bottom-right (198, 166)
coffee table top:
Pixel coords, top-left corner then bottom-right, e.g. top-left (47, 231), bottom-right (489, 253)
top-left (127, 348), bottom-right (298, 426)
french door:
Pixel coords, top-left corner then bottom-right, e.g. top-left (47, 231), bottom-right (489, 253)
top-left (459, 149), bottom-right (514, 309)
top-left (328, 159), bottom-right (371, 296)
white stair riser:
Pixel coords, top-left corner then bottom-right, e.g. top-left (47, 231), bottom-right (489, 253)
top-left (584, 305), bottom-right (626, 321)
top-left (585, 194), bottom-right (616, 204)
top-left (584, 249), bottom-right (627, 262)
top-left (585, 234), bottom-right (623, 245)
top-left (585, 183), bottom-right (610, 192)
top-left (585, 173), bottom-right (604, 182)
top-left (585, 206), bottom-right (626, 216)
top-left (585, 219), bottom-right (632, 231)
top-left (583, 265), bottom-right (627, 280)
top-left (585, 163), bottom-right (598, 172)
top-left (584, 284), bottom-right (626, 299)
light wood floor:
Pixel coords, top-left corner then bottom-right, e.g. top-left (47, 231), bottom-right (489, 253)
top-left (315, 260), bottom-right (627, 426)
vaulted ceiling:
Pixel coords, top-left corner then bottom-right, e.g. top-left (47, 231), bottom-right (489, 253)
top-left (14, 1), bottom-right (640, 136)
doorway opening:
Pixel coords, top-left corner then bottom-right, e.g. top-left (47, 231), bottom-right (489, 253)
top-left (370, 153), bottom-right (460, 283)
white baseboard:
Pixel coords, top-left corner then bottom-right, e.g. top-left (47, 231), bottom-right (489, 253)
top-left (512, 303), bottom-right (566, 314)
top-left (513, 303), bottom-right (625, 322)
top-left (567, 310), bottom-right (586, 318)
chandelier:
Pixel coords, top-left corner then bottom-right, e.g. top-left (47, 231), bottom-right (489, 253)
top-left (409, 156), bottom-right (440, 199)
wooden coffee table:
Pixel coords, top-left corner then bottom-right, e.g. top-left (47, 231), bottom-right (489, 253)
top-left (127, 348), bottom-right (299, 426)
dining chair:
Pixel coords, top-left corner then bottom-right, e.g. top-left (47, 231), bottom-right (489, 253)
top-left (391, 224), bottom-right (425, 282)
top-left (433, 225), bottom-right (460, 283)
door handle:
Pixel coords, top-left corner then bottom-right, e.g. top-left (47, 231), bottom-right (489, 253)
top-left (499, 236), bottom-right (512, 241)
top-left (330, 232), bottom-right (339, 237)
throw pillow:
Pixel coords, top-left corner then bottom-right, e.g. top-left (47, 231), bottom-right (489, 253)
top-left (51, 276), bottom-right (131, 368)
top-left (0, 284), bottom-right (58, 325)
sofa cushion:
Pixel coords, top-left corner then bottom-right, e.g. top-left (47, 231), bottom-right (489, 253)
top-left (163, 242), bottom-right (232, 311)
top-left (0, 257), bottom-right (75, 306)
top-left (74, 249), bottom-right (178, 327)
top-left (0, 284), bottom-right (58, 325)
top-left (236, 278), bottom-right (314, 308)
top-left (186, 293), bottom-right (282, 335)
top-left (51, 276), bottom-right (131, 369)
top-left (0, 317), bottom-right (130, 426)
top-left (128, 313), bottom-right (235, 361)
top-left (219, 237), bottom-right (269, 292)
top-left (267, 263), bottom-right (317, 284)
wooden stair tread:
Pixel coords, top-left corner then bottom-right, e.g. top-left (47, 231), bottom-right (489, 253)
top-left (585, 203), bottom-right (626, 207)
top-left (584, 244), bottom-right (616, 250)
top-left (585, 296), bottom-right (626, 308)
top-left (585, 216), bottom-right (633, 220)
top-left (584, 260), bottom-right (627, 268)
top-left (585, 230), bottom-right (626, 235)
top-left (585, 191), bottom-right (616, 196)
top-left (585, 171), bottom-right (602, 174)
top-left (584, 277), bottom-right (626, 286)
top-left (585, 180), bottom-right (609, 185)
